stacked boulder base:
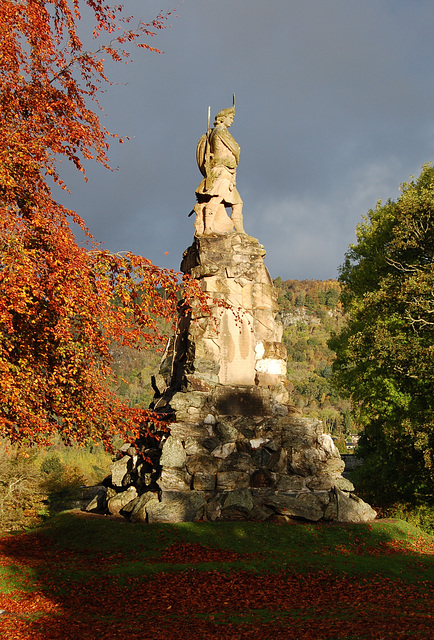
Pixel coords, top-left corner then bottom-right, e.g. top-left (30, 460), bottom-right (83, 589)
top-left (87, 233), bottom-right (376, 524)
top-left (89, 393), bottom-right (376, 524)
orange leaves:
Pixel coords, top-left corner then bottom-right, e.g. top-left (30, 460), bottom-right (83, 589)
top-left (0, 524), bottom-right (433, 640)
top-left (0, 3), bottom-right (176, 448)
top-left (0, 2), bottom-right (170, 198)
top-left (0, 209), bottom-right (182, 447)
top-left (153, 542), bottom-right (258, 564)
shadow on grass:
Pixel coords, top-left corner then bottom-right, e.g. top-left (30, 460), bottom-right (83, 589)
top-left (0, 512), bottom-right (433, 639)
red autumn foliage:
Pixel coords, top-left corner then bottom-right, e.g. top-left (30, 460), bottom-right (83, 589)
top-left (0, 1), bottom-right (215, 448)
top-left (0, 526), bottom-right (432, 639)
top-left (153, 541), bottom-right (259, 564)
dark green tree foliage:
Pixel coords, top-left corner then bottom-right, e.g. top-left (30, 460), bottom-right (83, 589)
top-left (330, 164), bottom-right (434, 504)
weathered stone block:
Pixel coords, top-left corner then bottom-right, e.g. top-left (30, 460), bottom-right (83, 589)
top-left (185, 375), bottom-right (214, 392)
top-left (333, 476), bottom-right (355, 492)
top-left (249, 504), bottom-right (275, 521)
top-left (252, 283), bottom-right (277, 311)
top-left (185, 454), bottom-right (219, 475)
top-left (215, 420), bottom-right (239, 443)
top-left (318, 433), bottom-right (340, 458)
top-left (276, 475), bottom-right (306, 492)
top-left (216, 471), bottom-right (250, 491)
top-left (220, 452), bottom-right (254, 473)
top-left (130, 492), bottom-right (160, 523)
top-left (107, 487), bottom-right (138, 516)
top-left (323, 496), bottom-right (338, 521)
top-left (289, 450), bottom-right (321, 477)
top-left (160, 436), bottom-right (187, 469)
top-left (267, 448), bottom-right (287, 473)
top-left (292, 444), bottom-right (341, 477)
top-left (252, 310), bottom-right (282, 342)
top-left (306, 473), bottom-right (334, 491)
top-left (85, 487), bottom-right (107, 512)
top-left (193, 472), bottom-right (216, 491)
top-left (111, 456), bottom-right (133, 488)
top-left (334, 489), bottom-right (377, 523)
top-left (222, 488), bottom-right (254, 517)
top-left (120, 496), bottom-right (140, 514)
top-left (192, 358), bottom-right (220, 375)
top-left (250, 436), bottom-right (270, 450)
top-left (205, 493), bottom-right (224, 521)
top-left (270, 402), bottom-right (289, 416)
top-left (250, 487), bottom-right (275, 502)
top-left (261, 341), bottom-right (287, 360)
top-left (170, 391), bottom-right (208, 410)
top-left (249, 468), bottom-right (275, 488)
top-left (147, 491), bottom-right (206, 523)
top-left (321, 458), bottom-right (345, 477)
top-left (157, 468), bottom-right (191, 492)
top-left (184, 437), bottom-right (209, 456)
top-left (236, 440), bottom-right (253, 455)
top-left (264, 492), bottom-right (325, 522)
top-left (212, 442), bottom-right (237, 459)
top-left (106, 486), bottom-right (116, 500)
top-left (187, 406), bottom-right (201, 418)
top-left (281, 418), bottom-right (322, 449)
top-left (202, 436), bottom-right (221, 452)
top-left (168, 423), bottom-right (209, 440)
top-left (264, 438), bottom-right (281, 452)
top-left (121, 471), bottom-right (138, 488)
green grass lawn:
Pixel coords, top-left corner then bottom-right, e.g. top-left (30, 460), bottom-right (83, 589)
top-left (0, 512), bottom-right (433, 639)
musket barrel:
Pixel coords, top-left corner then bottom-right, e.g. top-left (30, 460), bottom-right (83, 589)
top-left (204, 105), bottom-right (212, 190)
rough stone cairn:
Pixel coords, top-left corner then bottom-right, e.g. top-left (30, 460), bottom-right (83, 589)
top-left (87, 232), bottom-right (376, 524)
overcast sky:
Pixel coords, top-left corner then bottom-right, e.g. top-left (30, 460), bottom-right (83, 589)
top-left (56, 0), bottom-right (434, 280)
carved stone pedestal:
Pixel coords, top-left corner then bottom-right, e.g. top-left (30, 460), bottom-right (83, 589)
top-left (98, 233), bottom-right (376, 525)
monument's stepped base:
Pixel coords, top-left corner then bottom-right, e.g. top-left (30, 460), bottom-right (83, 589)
top-left (88, 233), bottom-right (376, 523)
top-left (97, 399), bottom-right (375, 524)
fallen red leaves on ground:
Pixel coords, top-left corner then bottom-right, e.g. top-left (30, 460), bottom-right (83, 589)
top-left (153, 541), bottom-right (258, 564)
top-left (0, 531), bottom-right (432, 639)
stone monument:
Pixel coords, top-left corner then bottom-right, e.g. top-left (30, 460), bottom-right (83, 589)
top-left (193, 102), bottom-right (244, 236)
top-left (94, 103), bottom-right (376, 524)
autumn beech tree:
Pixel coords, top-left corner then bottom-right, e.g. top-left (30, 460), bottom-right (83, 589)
top-left (0, 1), bottom-right (201, 448)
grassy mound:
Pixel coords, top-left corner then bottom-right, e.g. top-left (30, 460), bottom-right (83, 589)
top-left (0, 513), bottom-right (432, 639)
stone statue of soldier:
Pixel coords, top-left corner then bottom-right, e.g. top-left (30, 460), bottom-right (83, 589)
top-left (194, 105), bottom-right (245, 235)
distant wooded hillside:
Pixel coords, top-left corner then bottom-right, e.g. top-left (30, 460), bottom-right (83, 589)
top-left (274, 279), bottom-right (356, 451)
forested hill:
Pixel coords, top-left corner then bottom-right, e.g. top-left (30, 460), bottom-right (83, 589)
top-left (274, 279), bottom-right (355, 450)
top-left (274, 278), bottom-right (341, 313)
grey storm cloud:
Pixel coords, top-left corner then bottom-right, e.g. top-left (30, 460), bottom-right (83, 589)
top-left (56, 0), bottom-right (434, 279)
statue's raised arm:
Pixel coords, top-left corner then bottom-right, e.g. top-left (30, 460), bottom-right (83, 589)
top-left (193, 104), bottom-right (245, 236)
